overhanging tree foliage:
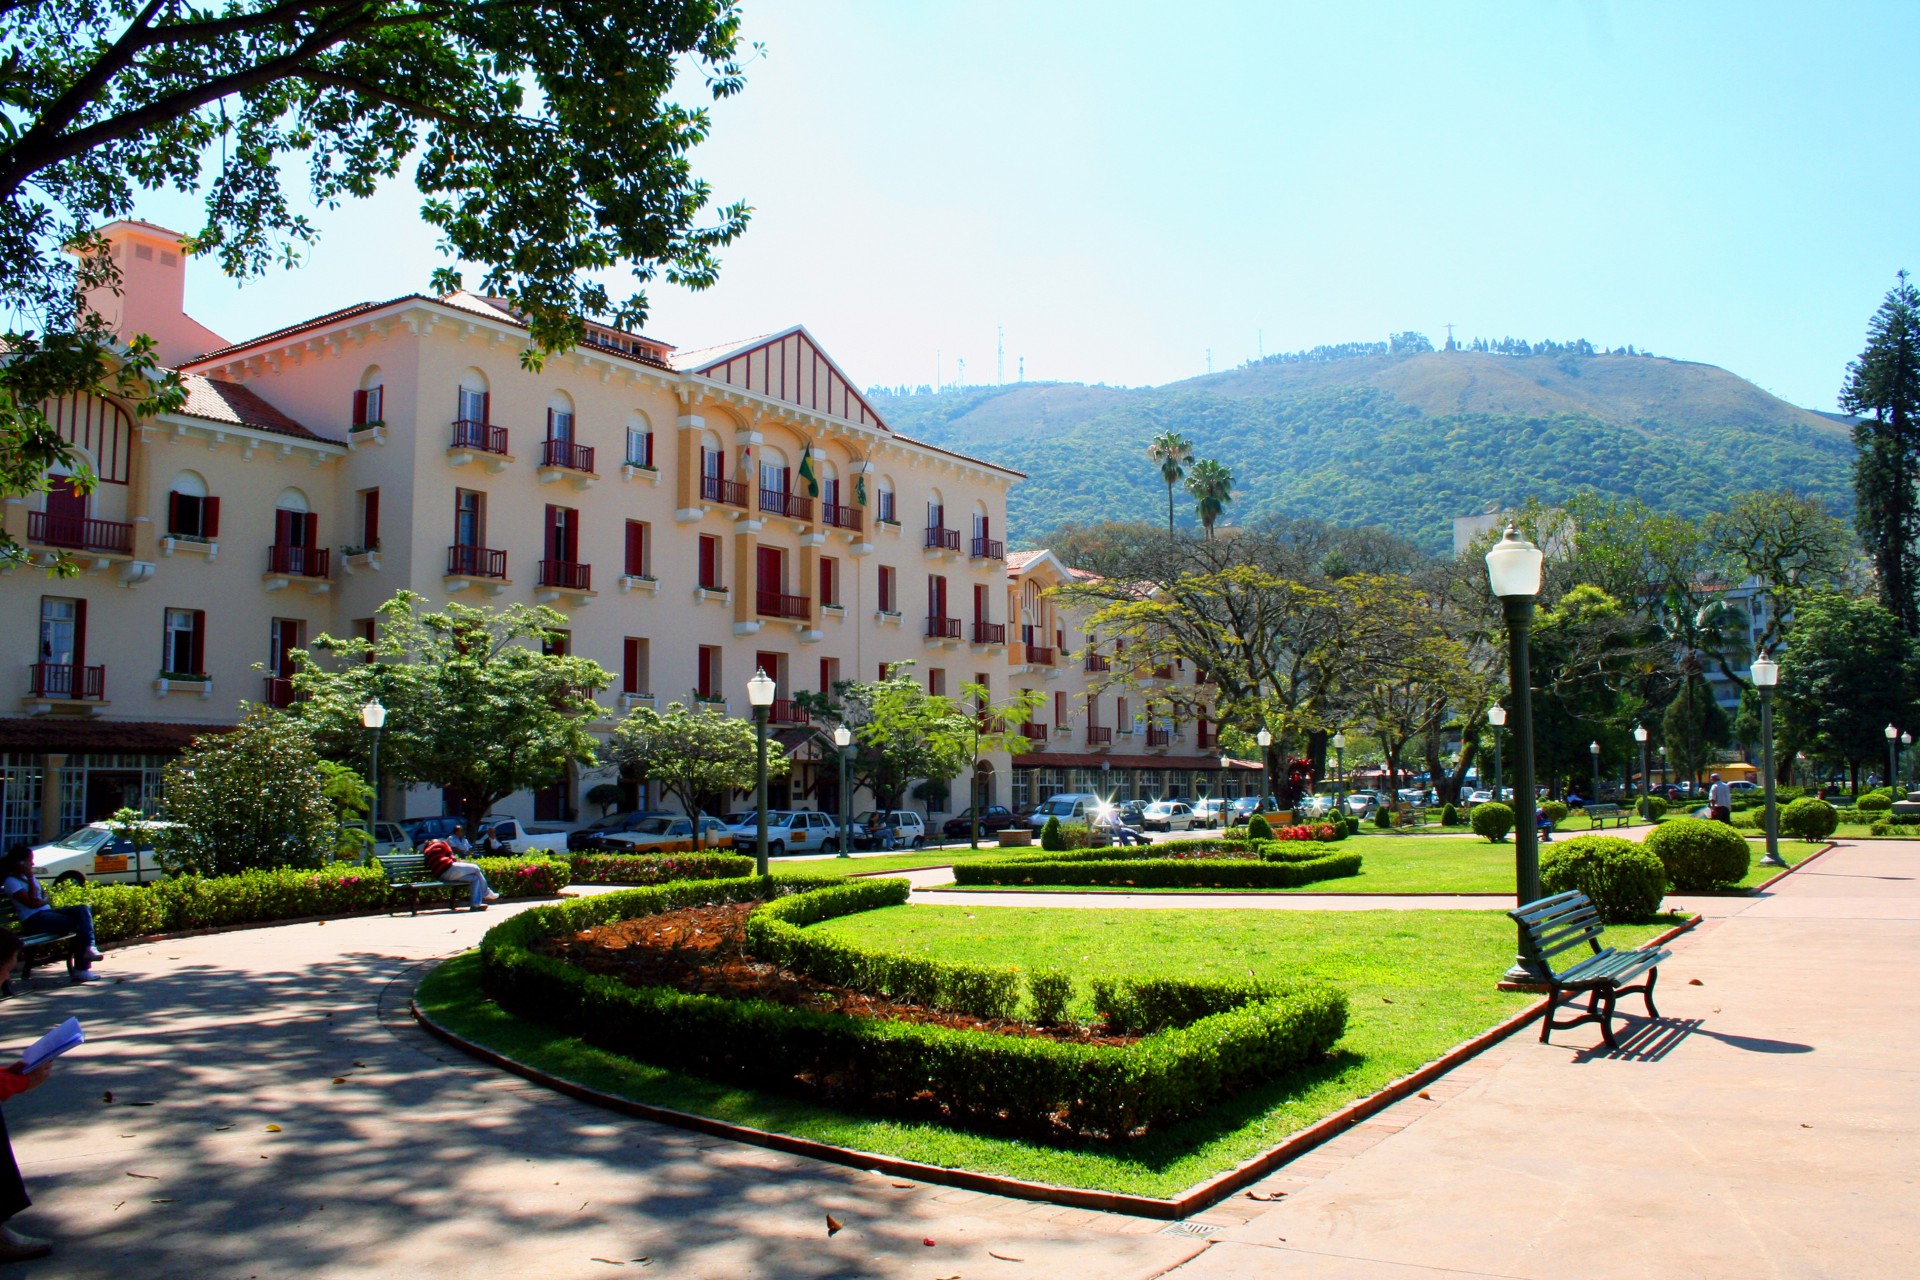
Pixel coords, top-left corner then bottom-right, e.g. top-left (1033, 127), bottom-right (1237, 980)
top-left (1776, 592), bottom-right (1918, 792)
top-left (1, 0), bottom-right (753, 559)
top-left (153, 708), bottom-right (341, 875)
top-left (1840, 274), bottom-right (1920, 634)
top-left (607, 701), bottom-right (786, 848)
top-left (289, 592), bottom-right (611, 830)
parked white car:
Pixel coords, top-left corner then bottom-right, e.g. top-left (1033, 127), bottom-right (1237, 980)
top-left (32, 820), bottom-right (176, 886)
top-left (852, 809), bottom-right (927, 850)
top-left (1190, 798), bottom-right (1229, 826)
top-left (1345, 790), bottom-right (1381, 816)
top-left (725, 810), bottom-right (846, 855)
top-left (1139, 801), bottom-right (1196, 832)
top-left (474, 815), bottom-right (569, 854)
top-left (593, 815), bottom-right (737, 853)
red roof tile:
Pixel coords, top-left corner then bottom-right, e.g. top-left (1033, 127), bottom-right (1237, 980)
top-left (177, 376), bottom-right (325, 442)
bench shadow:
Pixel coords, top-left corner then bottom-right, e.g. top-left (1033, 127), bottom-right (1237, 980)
top-left (1569, 1014), bottom-right (1815, 1064)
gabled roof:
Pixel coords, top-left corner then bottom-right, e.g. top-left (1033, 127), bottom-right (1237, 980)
top-left (176, 375), bottom-right (325, 441)
top-left (1006, 548), bottom-right (1081, 582)
top-left (673, 324), bottom-right (891, 433)
top-left (181, 296), bottom-right (425, 366)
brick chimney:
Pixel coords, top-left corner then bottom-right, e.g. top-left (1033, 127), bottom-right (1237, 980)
top-left (79, 220), bottom-right (228, 367)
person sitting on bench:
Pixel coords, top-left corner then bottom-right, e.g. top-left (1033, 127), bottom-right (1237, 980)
top-left (1537, 807), bottom-right (1556, 843)
top-left (419, 834), bottom-right (500, 911)
top-left (0, 846), bottom-right (100, 983)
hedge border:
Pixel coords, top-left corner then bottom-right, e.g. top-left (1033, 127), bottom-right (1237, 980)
top-left (950, 851), bottom-right (1362, 889)
top-left (415, 908), bottom-right (1707, 1218)
top-left (474, 874), bottom-right (1348, 1142)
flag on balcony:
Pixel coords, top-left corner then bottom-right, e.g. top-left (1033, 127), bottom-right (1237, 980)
top-left (798, 445), bottom-right (820, 497)
top-left (854, 475), bottom-right (867, 506)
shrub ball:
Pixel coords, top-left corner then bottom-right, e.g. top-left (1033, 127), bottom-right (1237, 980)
top-left (1644, 817), bottom-right (1751, 891)
top-left (1540, 799), bottom-right (1570, 827)
top-left (1040, 815), bottom-right (1066, 851)
top-left (1644, 796), bottom-right (1669, 820)
top-left (1441, 802), bottom-right (1459, 826)
top-left (1780, 797), bottom-right (1839, 841)
top-left (1247, 813), bottom-right (1274, 841)
top-left (1857, 790), bottom-right (1894, 813)
top-left (1541, 836), bottom-right (1667, 922)
top-left (1471, 801), bottom-right (1514, 843)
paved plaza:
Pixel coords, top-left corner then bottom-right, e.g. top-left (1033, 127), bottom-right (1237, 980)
top-left (0, 841), bottom-right (1910, 1278)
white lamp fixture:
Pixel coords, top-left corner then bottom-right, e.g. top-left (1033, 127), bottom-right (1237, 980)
top-left (1590, 740), bottom-right (1600, 757)
top-left (1887, 723), bottom-right (1901, 742)
top-left (1904, 732), bottom-right (1913, 747)
top-left (1633, 723), bottom-right (1648, 743)
top-left (1750, 652), bottom-right (1779, 689)
top-left (1256, 728), bottom-right (1272, 748)
top-left (832, 723), bottom-right (852, 749)
top-left (1485, 524), bottom-right (1545, 599)
top-left (360, 699), bottom-right (386, 730)
top-left (1332, 731), bottom-right (1346, 749)
top-left (746, 667), bottom-right (777, 709)
top-left (1488, 705), bottom-right (1507, 728)
top-left (1220, 753), bottom-right (1231, 770)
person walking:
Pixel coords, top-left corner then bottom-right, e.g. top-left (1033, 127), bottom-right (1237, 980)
top-left (1708, 773), bottom-right (1733, 823)
top-left (419, 836), bottom-right (500, 910)
top-left (0, 931), bottom-right (54, 1260)
top-left (0, 846), bottom-right (100, 983)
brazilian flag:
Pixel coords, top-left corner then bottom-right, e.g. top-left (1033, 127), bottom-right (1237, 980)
top-left (798, 445), bottom-right (820, 498)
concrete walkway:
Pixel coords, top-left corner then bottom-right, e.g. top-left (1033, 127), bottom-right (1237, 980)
top-left (0, 841), bottom-right (1907, 1278)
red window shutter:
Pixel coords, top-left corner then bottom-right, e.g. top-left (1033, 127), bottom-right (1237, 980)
top-left (167, 491), bottom-right (183, 535)
top-left (74, 597), bottom-right (87, 668)
top-left (302, 512), bottom-right (319, 549)
top-left (623, 638), bottom-right (639, 694)
top-left (698, 536), bottom-right (717, 589)
top-left (352, 389), bottom-right (369, 426)
top-left (1055, 691), bottom-right (1066, 723)
top-left (204, 496), bottom-right (221, 539)
top-left (819, 659), bottom-right (832, 693)
top-left (481, 392), bottom-right (491, 424)
top-left (364, 490), bottom-right (380, 547)
top-left (544, 505), bottom-right (559, 559)
top-left (625, 522), bottom-right (645, 577)
top-left (189, 610), bottom-right (206, 676)
top-left (274, 509), bottom-right (294, 546)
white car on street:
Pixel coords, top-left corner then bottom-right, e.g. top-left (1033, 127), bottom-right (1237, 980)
top-left (1190, 798), bottom-right (1229, 826)
top-left (725, 810), bottom-right (846, 855)
top-left (1139, 801), bottom-right (1196, 832)
top-left (32, 821), bottom-right (176, 886)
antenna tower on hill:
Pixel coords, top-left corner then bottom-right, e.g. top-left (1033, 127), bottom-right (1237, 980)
top-left (1019, 356), bottom-right (1024, 382)
top-left (957, 357), bottom-right (966, 388)
top-left (997, 326), bottom-right (1004, 385)
top-left (935, 347), bottom-right (941, 393)
top-left (1206, 348), bottom-right (1213, 374)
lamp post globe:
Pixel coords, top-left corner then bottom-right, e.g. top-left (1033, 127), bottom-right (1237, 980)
top-left (1331, 731), bottom-right (1346, 814)
top-left (1486, 524), bottom-right (1545, 981)
top-left (1751, 652), bottom-right (1783, 866)
top-left (745, 668), bottom-right (777, 876)
top-left (1887, 723), bottom-right (1901, 793)
top-left (360, 699), bottom-right (386, 828)
top-left (1633, 722), bottom-right (1650, 820)
top-left (1256, 727), bottom-right (1274, 811)
top-left (832, 722), bottom-right (853, 859)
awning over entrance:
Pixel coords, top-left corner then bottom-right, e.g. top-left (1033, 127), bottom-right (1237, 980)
top-left (1012, 753), bottom-right (1261, 771)
top-left (0, 719), bottom-right (215, 755)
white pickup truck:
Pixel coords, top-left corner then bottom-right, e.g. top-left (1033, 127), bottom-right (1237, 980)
top-left (474, 815), bottom-right (569, 854)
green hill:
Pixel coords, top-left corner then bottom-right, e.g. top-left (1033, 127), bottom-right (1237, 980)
top-left (869, 347), bottom-right (1855, 554)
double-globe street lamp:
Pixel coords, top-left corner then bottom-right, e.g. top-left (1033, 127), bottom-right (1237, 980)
top-left (746, 667), bottom-right (777, 876)
top-left (1487, 525), bottom-right (1546, 981)
top-left (1634, 723), bottom-right (1650, 820)
top-left (361, 698), bottom-right (387, 830)
top-left (1888, 723), bottom-right (1902, 793)
top-left (1332, 730), bottom-right (1346, 814)
top-left (1752, 653), bottom-right (1784, 868)
top-left (833, 723), bottom-right (854, 859)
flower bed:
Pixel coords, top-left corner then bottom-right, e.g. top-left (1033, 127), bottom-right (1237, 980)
top-left (478, 875), bottom-right (1348, 1140)
top-left (34, 855), bottom-right (570, 945)
top-left (568, 852), bottom-right (754, 885)
top-left (952, 843), bottom-right (1363, 889)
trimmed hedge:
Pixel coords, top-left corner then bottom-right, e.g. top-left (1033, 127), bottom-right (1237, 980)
top-left (1644, 818), bottom-right (1751, 891)
top-left (1780, 797), bottom-right (1839, 841)
top-left (1246, 813), bottom-right (1274, 841)
top-left (1540, 800), bottom-right (1569, 826)
top-left (1857, 788), bottom-right (1894, 813)
top-left (1471, 802), bottom-right (1513, 843)
top-left (1643, 796), bottom-right (1669, 820)
top-left (569, 852), bottom-right (754, 885)
top-left (1541, 836), bottom-right (1666, 923)
top-left (477, 875), bottom-right (1349, 1139)
top-left (950, 850), bottom-right (1362, 889)
top-left (34, 855), bottom-right (570, 945)
top-left (1090, 975), bottom-right (1291, 1036)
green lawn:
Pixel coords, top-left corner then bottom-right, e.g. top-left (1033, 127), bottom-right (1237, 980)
top-left (418, 905), bottom-right (1684, 1197)
top-left (915, 833), bottom-right (1827, 895)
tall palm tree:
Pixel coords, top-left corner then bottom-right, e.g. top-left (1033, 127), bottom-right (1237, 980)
top-left (1146, 430), bottom-right (1193, 533)
top-left (1185, 458), bottom-right (1233, 539)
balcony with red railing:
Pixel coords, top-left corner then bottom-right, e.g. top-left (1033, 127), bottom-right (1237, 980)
top-left (700, 474), bottom-right (748, 508)
top-left (1020, 722), bottom-right (1049, 743)
top-left (1086, 725), bottom-right (1113, 747)
top-left (769, 698), bottom-right (810, 725)
top-left (925, 615), bottom-right (962, 641)
top-left (756, 590), bottom-right (811, 620)
top-left (1025, 644), bottom-right (1056, 666)
top-left (538, 560), bottom-right (592, 592)
top-left (1146, 726), bottom-right (1172, 748)
top-left (451, 419), bottom-right (509, 455)
top-left (924, 525), bottom-right (960, 552)
top-left (970, 535), bottom-right (1004, 561)
top-left (1084, 651), bottom-right (1111, 673)
top-left (267, 544), bottom-right (330, 579)
top-left (262, 676), bottom-right (305, 709)
top-left (971, 621), bottom-right (1005, 645)
top-left (759, 488), bottom-right (812, 522)
top-left (540, 438), bottom-right (596, 474)
top-left (30, 663), bottom-right (105, 701)
top-left (447, 544), bottom-right (508, 579)
top-left (27, 511), bottom-right (134, 557)
top-left (823, 501), bottom-right (863, 532)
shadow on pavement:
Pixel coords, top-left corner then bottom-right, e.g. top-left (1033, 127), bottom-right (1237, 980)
top-left (1570, 1014), bottom-right (1814, 1065)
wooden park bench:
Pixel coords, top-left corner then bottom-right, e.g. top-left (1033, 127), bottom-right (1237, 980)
top-left (377, 853), bottom-right (470, 916)
top-left (1508, 890), bottom-right (1671, 1050)
top-left (2, 925), bottom-right (79, 997)
top-left (1584, 802), bottom-right (1631, 830)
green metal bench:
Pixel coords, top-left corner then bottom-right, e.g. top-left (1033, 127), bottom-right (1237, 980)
top-left (2, 927), bottom-right (78, 997)
top-left (1584, 802), bottom-right (1630, 829)
top-left (1509, 890), bottom-right (1670, 1050)
top-left (376, 853), bottom-right (469, 916)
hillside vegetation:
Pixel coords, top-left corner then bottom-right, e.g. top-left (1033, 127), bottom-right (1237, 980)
top-left (870, 348), bottom-right (1853, 553)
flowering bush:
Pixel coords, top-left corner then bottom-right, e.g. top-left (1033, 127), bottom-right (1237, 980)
top-left (568, 852), bottom-right (753, 884)
top-left (473, 855), bottom-right (572, 899)
top-left (1269, 823), bottom-right (1340, 842)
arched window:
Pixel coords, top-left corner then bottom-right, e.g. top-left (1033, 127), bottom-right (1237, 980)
top-left (456, 369), bottom-right (489, 426)
top-left (547, 390), bottom-right (576, 443)
top-left (626, 410), bottom-right (654, 469)
top-left (272, 487), bottom-right (319, 573)
top-left (167, 470), bottom-right (218, 540)
top-left (876, 474), bottom-right (896, 524)
top-left (353, 365), bottom-right (384, 427)
top-left (926, 486), bottom-right (946, 532)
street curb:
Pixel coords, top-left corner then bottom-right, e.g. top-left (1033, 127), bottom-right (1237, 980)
top-left (1745, 840), bottom-right (1839, 893)
top-left (411, 921), bottom-right (1691, 1221)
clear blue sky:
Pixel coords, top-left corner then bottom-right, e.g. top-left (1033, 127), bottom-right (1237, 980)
top-left (145, 1), bottom-right (1920, 412)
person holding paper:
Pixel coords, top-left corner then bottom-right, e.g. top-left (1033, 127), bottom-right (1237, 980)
top-left (1, 845), bottom-right (101, 982)
top-left (0, 931), bottom-right (54, 1261)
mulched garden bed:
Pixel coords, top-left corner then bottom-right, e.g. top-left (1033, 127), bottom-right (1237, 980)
top-left (534, 901), bottom-right (1137, 1046)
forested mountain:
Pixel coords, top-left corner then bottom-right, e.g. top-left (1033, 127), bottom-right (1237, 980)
top-left (868, 344), bottom-right (1854, 554)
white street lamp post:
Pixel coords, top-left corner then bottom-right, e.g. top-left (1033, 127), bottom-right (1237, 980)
top-left (832, 723), bottom-right (853, 859)
top-left (1487, 525), bottom-right (1546, 981)
top-left (1752, 654), bottom-right (1783, 867)
top-left (746, 668), bottom-right (777, 876)
top-left (361, 699), bottom-right (387, 830)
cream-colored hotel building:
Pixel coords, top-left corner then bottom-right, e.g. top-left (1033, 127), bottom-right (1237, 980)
top-left (0, 220), bottom-right (1251, 843)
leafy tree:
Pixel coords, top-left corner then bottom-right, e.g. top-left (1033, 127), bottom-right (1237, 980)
top-left (1776, 593), bottom-right (1918, 793)
top-left (1146, 430), bottom-right (1193, 534)
top-left (608, 701), bottom-right (787, 849)
top-left (1659, 676), bottom-right (1731, 789)
top-left (1185, 457), bottom-right (1233, 539)
top-left (955, 681), bottom-right (1044, 847)
top-left (317, 758), bottom-right (375, 861)
top-left (289, 592), bottom-right (611, 831)
top-left (1, 0), bottom-right (752, 559)
top-left (1706, 490), bottom-right (1857, 651)
top-left (153, 709), bottom-right (341, 876)
top-left (1840, 274), bottom-right (1920, 633)
top-left (795, 670), bottom-right (989, 815)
